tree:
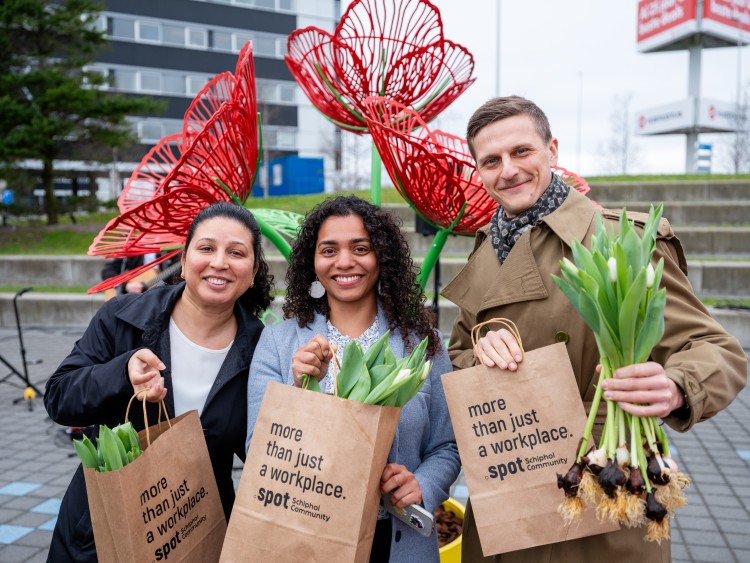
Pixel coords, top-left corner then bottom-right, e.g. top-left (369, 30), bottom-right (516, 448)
top-left (599, 93), bottom-right (640, 175)
top-left (0, 0), bottom-right (163, 224)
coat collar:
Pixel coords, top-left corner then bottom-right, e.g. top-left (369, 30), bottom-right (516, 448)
top-left (294, 300), bottom-right (408, 358)
top-left (442, 188), bottom-right (598, 315)
top-left (113, 282), bottom-right (259, 416)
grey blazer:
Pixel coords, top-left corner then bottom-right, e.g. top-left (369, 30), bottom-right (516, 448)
top-left (247, 304), bottom-right (460, 563)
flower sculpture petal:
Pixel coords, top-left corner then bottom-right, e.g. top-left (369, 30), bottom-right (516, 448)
top-left (285, 0), bottom-right (475, 134)
top-left (88, 42), bottom-right (260, 294)
top-left (362, 96), bottom-right (495, 235)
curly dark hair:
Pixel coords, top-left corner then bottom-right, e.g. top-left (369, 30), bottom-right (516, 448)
top-left (184, 202), bottom-right (274, 317)
top-left (284, 195), bottom-right (440, 358)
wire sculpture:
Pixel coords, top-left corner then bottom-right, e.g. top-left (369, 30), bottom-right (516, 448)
top-left (285, 0), bottom-right (475, 203)
top-left (88, 43), bottom-right (262, 294)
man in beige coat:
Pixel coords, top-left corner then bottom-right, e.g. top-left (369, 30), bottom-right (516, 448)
top-left (442, 96), bottom-right (747, 563)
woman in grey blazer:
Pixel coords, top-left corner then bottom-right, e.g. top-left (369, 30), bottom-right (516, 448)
top-left (247, 196), bottom-right (460, 562)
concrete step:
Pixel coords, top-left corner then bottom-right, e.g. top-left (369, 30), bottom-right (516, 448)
top-left (2, 292), bottom-right (748, 349)
top-left (4, 254), bottom-right (750, 300)
top-left (586, 201), bottom-right (750, 227)
top-left (384, 199), bottom-right (750, 229)
top-left (587, 180), bottom-right (750, 202)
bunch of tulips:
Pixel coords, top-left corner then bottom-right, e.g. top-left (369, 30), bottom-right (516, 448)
top-left (552, 204), bottom-right (689, 542)
top-left (73, 422), bottom-right (142, 473)
top-left (301, 330), bottom-right (430, 407)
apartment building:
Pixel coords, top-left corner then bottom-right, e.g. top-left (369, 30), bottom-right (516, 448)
top-left (87, 0), bottom-right (338, 199)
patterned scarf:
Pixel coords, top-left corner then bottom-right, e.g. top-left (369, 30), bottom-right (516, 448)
top-left (489, 172), bottom-right (570, 264)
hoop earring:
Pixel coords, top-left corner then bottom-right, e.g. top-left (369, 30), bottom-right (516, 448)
top-left (309, 278), bottom-right (325, 299)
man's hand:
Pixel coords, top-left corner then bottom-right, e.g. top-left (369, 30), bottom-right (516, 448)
top-left (600, 361), bottom-right (684, 418)
top-left (128, 348), bottom-right (167, 402)
top-left (291, 335), bottom-right (333, 388)
top-left (474, 328), bottom-right (523, 370)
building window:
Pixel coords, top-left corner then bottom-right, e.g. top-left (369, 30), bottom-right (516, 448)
top-left (163, 74), bottom-right (185, 95)
top-left (139, 121), bottom-right (164, 142)
top-left (138, 21), bottom-right (160, 42)
top-left (187, 28), bottom-right (208, 48)
top-left (213, 30), bottom-right (233, 51)
top-left (140, 72), bottom-right (161, 92)
top-left (255, 36), bottom-right (277, 57)
top-left (279, 84), bottom-right (296, 103)
top-left (187, 76), bottom-right (208, 95)
top-left (162, 24), bottom-right (185, 46)
top-left (115, 69), bottom-right (137, 91)
top-left (279, 0), bottom-right (294, 10)
top-left (111, 17), bottom-right (135, 40)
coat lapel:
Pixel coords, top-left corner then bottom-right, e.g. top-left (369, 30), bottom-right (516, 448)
top-left (442, 187), bottom-right (598, 317)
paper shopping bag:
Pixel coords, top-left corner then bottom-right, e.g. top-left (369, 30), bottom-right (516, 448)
top-left (84, 407), bottom-right (227, 562)
top-left (220, 381), bottom-right (401, 563)
top-left (442, 334), bottom-right (617, 556)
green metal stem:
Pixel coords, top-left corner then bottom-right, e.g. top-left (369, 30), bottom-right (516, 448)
top-left (254, 214), bottom-right (292, 263)
top-left (370, 142), bottom-right (382, 206)
top-left (415, 201), bottom-right (468, 289)
top-left (416, 227), bottom-right (449, 289)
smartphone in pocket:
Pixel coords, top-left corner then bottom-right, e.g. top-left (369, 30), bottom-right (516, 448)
top-left (381, 493), bottom-right (435, 537)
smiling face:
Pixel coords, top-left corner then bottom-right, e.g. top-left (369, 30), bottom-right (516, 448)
top-left (473, 113), bottom-right (559, 218)
top-left (181, 216), bottom-right (258, 310)
top-left (314, 214), bottom-right (380, 312)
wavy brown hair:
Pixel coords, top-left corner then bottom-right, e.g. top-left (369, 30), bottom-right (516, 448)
top-left (284, 196), bottom-right (440, 358)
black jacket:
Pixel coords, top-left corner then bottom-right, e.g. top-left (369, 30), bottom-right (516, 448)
top-left (44, 282), bottom-right (263, 562)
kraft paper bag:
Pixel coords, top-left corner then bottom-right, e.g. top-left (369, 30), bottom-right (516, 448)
top-left (84, 406), bottom-right (227, 562)
top-left (220, 381), bottom-right (401, 563)
top-left (442, 320), bottom-right (617, 557)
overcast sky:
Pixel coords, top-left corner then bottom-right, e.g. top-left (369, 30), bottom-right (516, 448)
top-left (342, 1), bottom-right (748, 176)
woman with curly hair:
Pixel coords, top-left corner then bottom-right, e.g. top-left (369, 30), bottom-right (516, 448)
top-left (45, 202), bottom-right (274, 561)
top-left (246, 195), bottom-right (459, 563)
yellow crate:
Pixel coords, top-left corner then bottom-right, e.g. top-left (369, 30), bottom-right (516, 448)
top-left (438, 497), bottom-right (464, 563)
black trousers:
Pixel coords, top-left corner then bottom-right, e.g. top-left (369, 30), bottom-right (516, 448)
top-left (369, 517), bottom-right (392, 562)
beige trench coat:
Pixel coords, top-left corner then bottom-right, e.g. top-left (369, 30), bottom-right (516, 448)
top-left (442, 188), bottom-right (747, 563)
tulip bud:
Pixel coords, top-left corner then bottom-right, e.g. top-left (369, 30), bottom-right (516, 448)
top-left (608, 257), bottom-right (617, 283)
top-left (646, 263), bottom-right (655, 288)
top-left (392, 369), bottom-right (411, 387)
top-left (420, 360), bottom-right (431, 382)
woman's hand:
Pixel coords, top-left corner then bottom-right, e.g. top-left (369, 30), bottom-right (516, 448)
top-left (128, 348), bottom-right (167, 402)
top-left (474, 328), bottom-right (524, 370)
top-left (380, 463), bottom-right (422, 509)
top-left (291, 335), bottom-right (332, 388)
top-left (600, 361), bottom-right (684, 418)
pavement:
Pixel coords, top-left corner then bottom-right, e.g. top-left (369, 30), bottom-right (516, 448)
top-left (0, 325), bottom-right (748, 563)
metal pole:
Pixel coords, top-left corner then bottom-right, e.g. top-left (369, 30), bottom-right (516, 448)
top-left (685, 40), bottom-right (702, 173)
top-left (495, 1), bottom-right (501, 96)
top-left (576, 71), bottom-right (583, 173)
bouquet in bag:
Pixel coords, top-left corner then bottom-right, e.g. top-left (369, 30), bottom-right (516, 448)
top-left (301, 330), bottom-right (430, 407)
top-left (552, 204), bottom-right (689, 542)
top-left (73, 422), bottom-right (142, 472)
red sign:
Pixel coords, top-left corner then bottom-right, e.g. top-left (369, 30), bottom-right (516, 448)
top-left (637, 0), bottom-right (696, 43)
top-left (703, 0), bottom-right (750, 33)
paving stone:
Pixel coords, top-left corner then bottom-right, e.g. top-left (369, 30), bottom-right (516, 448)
top-left (0, 544), bottom-right (39, 563)
top-left (687, 545), bottom-right (736, 562)
top-left (724, 533), bottom-right (750, 550)
top-left (7, 512), bottom-right (51, 528)
top-left (673, 514), bottom-right (719, 531)
top-left (1, 498), bottom-right (43, 511)
top-left (13, 529), bottom-right (53, 548)
top-left (715, 517), bottom-right (750, 534)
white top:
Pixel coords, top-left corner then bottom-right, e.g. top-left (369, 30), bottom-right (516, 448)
top-left (169, 317), bottom-right (232, 416)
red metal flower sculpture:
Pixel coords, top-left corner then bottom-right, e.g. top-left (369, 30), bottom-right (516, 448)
top-left (362, 96), bottom-right (492, 286)
top-left (88, 42), bottom-right (260, 294)
top-left (363, 97), bottom-right (597, 286)
top-left (286, 0), bottom-right (475, 134)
